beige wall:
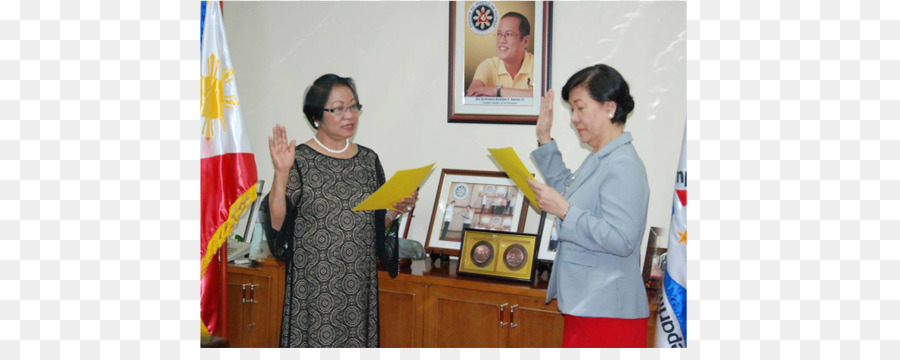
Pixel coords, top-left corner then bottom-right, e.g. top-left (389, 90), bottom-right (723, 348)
top-left (224, 1), bottom-right (686, 264)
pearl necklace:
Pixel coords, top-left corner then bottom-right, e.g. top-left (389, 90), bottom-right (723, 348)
top-left (313, 136), bottom-right (350, 154)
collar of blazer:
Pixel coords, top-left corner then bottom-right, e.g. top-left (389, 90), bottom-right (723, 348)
top-left (564, 132), bottom-right (634, 198)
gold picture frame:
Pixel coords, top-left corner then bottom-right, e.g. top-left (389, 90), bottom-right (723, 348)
top-left (457, 229), bottom-right (537, 283)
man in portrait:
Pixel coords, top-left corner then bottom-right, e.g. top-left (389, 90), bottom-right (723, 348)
top-left (465, 12), bottom-right (534, 98)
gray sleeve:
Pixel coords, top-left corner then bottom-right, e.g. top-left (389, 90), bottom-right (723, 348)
top-left (530, 140), bottom-right (572, 193)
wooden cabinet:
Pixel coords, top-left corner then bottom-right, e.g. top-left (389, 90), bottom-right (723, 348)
top-left (377, 276), bottom-right (427, 348)
top-left (223, 258), bottom-right (561, 348)
top-left (226, 259), bottom-right (285, 348)
top-left (378, 259), bottom-right (564, 348)
top-left (506, 295), bottom-right (566, 348)
top-left (426, 285), bottom-right (514, 347)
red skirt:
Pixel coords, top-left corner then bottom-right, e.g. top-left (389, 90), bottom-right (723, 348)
top-left (561, 315), bottom-right (648, 348)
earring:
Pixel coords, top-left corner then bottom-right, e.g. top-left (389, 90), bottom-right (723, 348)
top-left (314, 121), bottom-right (319, 128)
top-left (609, 113), bottom-right (613, 119)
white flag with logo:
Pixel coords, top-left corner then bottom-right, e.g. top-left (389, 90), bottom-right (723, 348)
top-left (655, 127), bottom-right (686, 347)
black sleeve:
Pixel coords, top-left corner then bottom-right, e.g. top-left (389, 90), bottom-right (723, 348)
top-left (373, 154), bottom-right (399, 278)
top-left (259, 194), bottom-right (295, 262)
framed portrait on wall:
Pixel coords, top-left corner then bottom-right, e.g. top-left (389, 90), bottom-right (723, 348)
top-left (448, 1), bottom-right (552, 124)
top-left (424, 169), bottom-right (530, 256)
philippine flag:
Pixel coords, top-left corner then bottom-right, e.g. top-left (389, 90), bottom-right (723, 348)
top-left (200, 1), bottom-right (258, 338)
top-left (655, 126), bottom-right (686, 347)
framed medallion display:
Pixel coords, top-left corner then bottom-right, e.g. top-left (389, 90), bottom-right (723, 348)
top-left (457, 228), bottom-right (537, 283)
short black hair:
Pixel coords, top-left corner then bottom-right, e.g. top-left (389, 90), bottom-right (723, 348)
top-left (501, 12), bottom-right (530, 38)
top-left (561, 64), bottom-right (634, 124)
top-left (302, 74), bottom-right (360, 128)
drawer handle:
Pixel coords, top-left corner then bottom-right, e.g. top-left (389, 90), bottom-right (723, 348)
top-left (248, 284), bottom-right (257, 304)
top-left (499, 303), bottom-right (508, 327)
top-left (241, 283), bottom-right (248, 303)
top-left (509, 305), bottom-right (518, 328)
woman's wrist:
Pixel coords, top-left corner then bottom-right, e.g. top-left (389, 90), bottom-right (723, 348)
top-left (387, 210), bottom-right (400, 221)
top-left (272, 169), bottom-right (290, 187)
top-left (275, 167), bottom-right (291, 177)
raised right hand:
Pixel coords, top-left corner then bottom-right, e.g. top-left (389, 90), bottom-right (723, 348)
top-left (268, 124), bottom-right (295, 174)
top-left (536, 89), bottom-right (554, 143)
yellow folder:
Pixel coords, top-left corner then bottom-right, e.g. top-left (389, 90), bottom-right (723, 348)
top-left (487, 148), bottom-right (540, 212)
top-left (352, 163), bottom-right (435, 211)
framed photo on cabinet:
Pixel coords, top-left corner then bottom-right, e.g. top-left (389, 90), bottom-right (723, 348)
top-left (642, 227), bottom-right (667, 305)
top-left (424, 169), bottom-right (529, 256)
top-left (642, 227), bottom-right (667, 284)
top-left (448, 1), bottom-right (552, 124)
top-left (535, 211), bottom-right (557, 262)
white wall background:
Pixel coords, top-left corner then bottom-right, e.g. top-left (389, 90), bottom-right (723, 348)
top-left (223, 1), bottom-right (686, 264)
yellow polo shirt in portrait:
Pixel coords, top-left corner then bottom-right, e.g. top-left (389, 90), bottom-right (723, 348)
top-left (472, 51), bottom-right (535, 90)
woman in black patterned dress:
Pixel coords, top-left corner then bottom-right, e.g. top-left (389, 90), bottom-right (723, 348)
top-left (261, 74), bottom-right (418, 347)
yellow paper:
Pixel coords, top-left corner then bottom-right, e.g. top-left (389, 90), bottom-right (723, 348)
top-left (352, 163), bottom-right (435, 211)
top-left (488, 148), bottom-right (540, 212)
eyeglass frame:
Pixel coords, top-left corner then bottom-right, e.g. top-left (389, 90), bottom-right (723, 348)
top-left (322, 103), bottom-right (363, 116)
top-left (495, 31), bottom-right (522, 41)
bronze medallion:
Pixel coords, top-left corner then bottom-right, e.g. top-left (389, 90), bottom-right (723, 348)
top-left (470, 241), bottom-right (494, 267)
top-left (503, 244), bottom-right (527, 271)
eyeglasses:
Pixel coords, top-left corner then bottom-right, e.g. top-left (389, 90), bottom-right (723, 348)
top-left (495, 32), bottom-right (520, 40)
top-left (323, 104), bottom-right (363, 116)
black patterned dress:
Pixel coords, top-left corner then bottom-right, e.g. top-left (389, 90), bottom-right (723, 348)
top-left (260, 144), bottom-right (397, 348)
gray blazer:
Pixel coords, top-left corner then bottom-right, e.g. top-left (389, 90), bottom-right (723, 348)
top-left (531, 132), bottom-right (650, 319)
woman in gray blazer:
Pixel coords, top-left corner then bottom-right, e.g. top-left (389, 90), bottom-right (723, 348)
top-left (526, 64), bottom-right (650, 348)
